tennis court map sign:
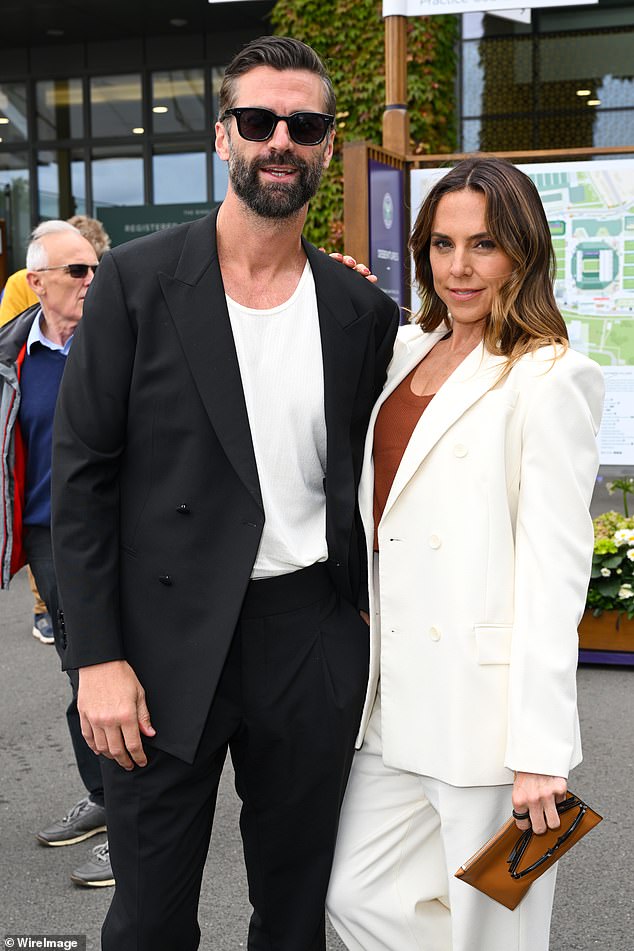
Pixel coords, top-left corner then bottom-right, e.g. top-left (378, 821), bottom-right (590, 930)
top-left (523, 160), bottom-right (634, 364)
top-left (525, 160), bottom-right (634, 465)
top-left (410, 158), bottom-right (634, 464)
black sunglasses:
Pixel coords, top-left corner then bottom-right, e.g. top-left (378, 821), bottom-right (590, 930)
top-left (221, 107), bottom-right (334, 146)
top-left (35, 263), bottom-right (98, 279)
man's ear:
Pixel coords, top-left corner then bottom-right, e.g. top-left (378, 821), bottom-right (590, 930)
top-left (215, 120), bottom-right (230, 162)
top-left (322, 127), bottom-right (335, 170)
top-left (26, 270), bottom-right (44, 296)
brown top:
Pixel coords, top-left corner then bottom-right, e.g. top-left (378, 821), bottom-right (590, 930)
top-left (373, 365), bottom-right (435, 551)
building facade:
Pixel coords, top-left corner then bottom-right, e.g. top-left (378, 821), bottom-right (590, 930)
top-left (0, 0), bottom-right (275, 270)
top-left (459, 0), bottom-right (634, 154)
top-left (1, 1), bottom-right (633, 272)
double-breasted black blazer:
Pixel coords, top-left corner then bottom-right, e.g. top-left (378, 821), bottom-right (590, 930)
top-left (52, 208), bottom-right (399, 762)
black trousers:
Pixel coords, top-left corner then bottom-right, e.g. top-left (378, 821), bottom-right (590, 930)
top-left (101, 563), bottom-right (370, 951)
top-left (23, 525), bottom-right (105, 806)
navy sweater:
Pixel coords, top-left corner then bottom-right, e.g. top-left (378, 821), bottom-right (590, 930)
top-left (18, 343), bottom-right (67, 526)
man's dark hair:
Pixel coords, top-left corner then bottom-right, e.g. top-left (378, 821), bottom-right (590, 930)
top-left (218, 35), bottom-right (336, 118)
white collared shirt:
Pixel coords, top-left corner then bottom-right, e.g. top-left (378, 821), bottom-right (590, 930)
top-left (26, 307), bottom-right (74, 356)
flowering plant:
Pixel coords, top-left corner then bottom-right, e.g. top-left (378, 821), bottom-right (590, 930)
top-left (587, 479), bottom-right (634, 619)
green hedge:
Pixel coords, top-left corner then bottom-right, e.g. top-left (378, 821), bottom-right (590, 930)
top-left (270, 1), bottom-right (458, 246)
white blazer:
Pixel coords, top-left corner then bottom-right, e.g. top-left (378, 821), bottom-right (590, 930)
top-left (355, 324), bottom-right (605, 787)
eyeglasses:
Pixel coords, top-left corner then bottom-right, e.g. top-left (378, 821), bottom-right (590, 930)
top-left (34, 263), bottom-right (98, 279)
top-left (221, 107), bottom-right (334, 146)
top-left (507, 796), bottom-right (587, 879)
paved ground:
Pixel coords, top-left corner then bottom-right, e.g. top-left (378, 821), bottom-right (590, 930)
top-left (1, 565), bottom-right (632, 950)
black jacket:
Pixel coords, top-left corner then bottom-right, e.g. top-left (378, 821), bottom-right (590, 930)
top-left (52, 208), bottom-right (398, 762)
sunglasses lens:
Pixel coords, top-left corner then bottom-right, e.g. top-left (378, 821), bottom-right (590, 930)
top-left (231, 109), bottom-right (330, 145)
top-left (289, 113), bottom-right (329, 145)
top-left (67, 264), bottom-right (96, 278)
top-left (238, 109), bottom-right (276, 141)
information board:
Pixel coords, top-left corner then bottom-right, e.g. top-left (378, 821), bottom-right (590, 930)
top-left (368, 160), bottom-right (405, 311)
top-left (95, 202), bottom-right (214, 247)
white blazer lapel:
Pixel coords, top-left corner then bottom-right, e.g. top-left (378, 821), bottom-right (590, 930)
top-left (381, 342), bottom-right (508, 521)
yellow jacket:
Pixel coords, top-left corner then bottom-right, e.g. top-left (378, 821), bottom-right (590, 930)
top-left (0, 269), bottom-right (38, 326)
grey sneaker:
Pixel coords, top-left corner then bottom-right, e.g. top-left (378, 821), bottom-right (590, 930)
top-left (36, 797), bottom-right (107, 846)
top-left (70, 841), bottom-right (115, 888)
top-left (32, 612), bottom-right (54, 644)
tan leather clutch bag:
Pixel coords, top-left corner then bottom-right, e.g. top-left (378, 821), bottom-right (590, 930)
top-left (455, 791), bottom-right (602, 910)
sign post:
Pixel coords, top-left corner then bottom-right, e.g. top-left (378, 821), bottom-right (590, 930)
top-left (383, 15), bottom-right (409, 155)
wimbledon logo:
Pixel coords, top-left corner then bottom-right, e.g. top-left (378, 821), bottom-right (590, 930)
top-left (382, 192), bottom-right (394, 230)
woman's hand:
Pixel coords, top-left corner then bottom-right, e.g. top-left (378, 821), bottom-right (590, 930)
top-left (319, 249), bottom-right (378, 283)
top-left (512, 772), bottom-right (568, 834)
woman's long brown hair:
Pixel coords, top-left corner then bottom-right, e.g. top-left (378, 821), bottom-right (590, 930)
top-left (409, 156), bottom-right (568, 368)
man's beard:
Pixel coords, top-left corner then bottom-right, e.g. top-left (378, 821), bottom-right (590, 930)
top-left (228, 147), bottom-right (325, 219)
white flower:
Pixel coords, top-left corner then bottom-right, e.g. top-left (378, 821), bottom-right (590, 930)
top-left (627, 550), bottom-right (634, 562)
top-left (617, 569), bottom-right (623, 574)
top-left (600, 567), bottom-right (612, 576)
top-left (614, 528), bottom-right (634, 546)
top-left (618, 584), bottom-right (633, 599)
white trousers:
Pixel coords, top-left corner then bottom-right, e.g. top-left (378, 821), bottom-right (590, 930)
top-left (327, 693), bottom-right (557, 951)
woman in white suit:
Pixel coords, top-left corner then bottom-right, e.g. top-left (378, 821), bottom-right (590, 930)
top-left (327, 157), bottom-right (604, 951)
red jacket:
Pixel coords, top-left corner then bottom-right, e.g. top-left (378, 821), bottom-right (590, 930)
top-left (0, 305), bottom-right (38, 587)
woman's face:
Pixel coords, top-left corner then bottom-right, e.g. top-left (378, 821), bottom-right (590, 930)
top-left (429, 189), bottom-right (514, 332)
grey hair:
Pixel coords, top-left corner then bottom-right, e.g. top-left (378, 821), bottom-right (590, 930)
top-left (26, 220), bottom-right (81, 270)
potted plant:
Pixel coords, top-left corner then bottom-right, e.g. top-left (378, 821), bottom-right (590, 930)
top-left (579, 478), bottom-right (634, 660)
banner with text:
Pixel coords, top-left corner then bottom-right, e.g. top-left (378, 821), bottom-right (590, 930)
top-left (369, 160), bottom-right (406, 312)
top-left (383, 0), bottom-right (597, 15)
top-left (95, 203), bottom-right (214, 248)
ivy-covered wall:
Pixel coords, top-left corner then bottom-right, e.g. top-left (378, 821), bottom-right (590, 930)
top-left (270, 1), bottom-right (458, 246)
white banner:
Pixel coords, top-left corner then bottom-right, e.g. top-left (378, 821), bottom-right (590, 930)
top-left (383, 0), bottom-right (597, 15)
top-left (495, 9), bottom-right (532, 23)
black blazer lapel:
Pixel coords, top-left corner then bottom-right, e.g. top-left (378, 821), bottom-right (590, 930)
top-left (304, 242), bottom-right (371, 586)
top-left (305, 241), bottom-right (366, 451)
top-left (158, 210), bottom-right (262, 510)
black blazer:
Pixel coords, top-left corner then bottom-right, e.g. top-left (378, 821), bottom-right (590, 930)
top-left (52, 208), bottom-right (398, 762)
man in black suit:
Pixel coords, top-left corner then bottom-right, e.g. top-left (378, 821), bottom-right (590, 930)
top-left (52, 35), bottom-right (398, 951)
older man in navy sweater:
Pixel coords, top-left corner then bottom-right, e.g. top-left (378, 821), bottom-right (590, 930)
top-left (0, 221), bottom-right (110, 885)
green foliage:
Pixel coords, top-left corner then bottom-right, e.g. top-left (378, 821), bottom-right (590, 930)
top-left (587, 512), bottom-right (634, 619)
top-left (606, 477), bottom-right (634, 517)
top-left (270, 1), bottom-right (458, 246)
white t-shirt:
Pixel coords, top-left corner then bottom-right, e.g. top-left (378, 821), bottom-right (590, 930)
top-left (226, 260), bottom-right (328, 578)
